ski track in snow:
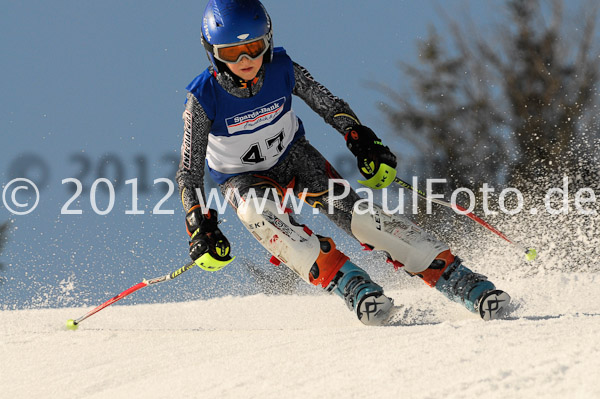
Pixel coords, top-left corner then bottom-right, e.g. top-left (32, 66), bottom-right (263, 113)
top-left (1, 273), bottom-right (599, 399)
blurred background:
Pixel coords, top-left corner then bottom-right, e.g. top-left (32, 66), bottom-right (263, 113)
top-left (1, 0), bottom-right (598, 309)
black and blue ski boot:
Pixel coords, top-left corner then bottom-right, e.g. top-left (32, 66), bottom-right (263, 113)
top-left (434, 255), bottom-right (511, 320)
top-left (329, 260), bottom-right (394, 326)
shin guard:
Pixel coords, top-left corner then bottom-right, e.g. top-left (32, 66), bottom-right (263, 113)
top-left (350, 202), bottom-right (448, 273)
top-left (237, 198), bottom-right (348, 287)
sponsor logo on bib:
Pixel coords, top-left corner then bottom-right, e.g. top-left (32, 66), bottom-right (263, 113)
top-left (226, 97), bottom-right (286, 134)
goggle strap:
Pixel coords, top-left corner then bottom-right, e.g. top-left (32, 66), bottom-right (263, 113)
top-left (201, 33), bottom-right (213, 53)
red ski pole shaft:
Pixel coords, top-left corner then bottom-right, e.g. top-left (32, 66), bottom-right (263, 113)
top-left (71, 261), bottom-right (196, 326)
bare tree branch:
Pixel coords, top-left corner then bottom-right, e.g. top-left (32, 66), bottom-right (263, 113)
top-left (377, 0), bottom-right (599, 191)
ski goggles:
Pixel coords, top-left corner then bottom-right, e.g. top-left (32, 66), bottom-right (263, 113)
top-left (211, 34), bottom-right (270, 64)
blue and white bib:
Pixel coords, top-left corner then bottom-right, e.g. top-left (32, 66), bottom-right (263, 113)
top-left (187, 47), bottom-right (305, 184)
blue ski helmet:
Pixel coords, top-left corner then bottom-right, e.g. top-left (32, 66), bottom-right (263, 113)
top-left (201, 0), bottom-right (273, 74)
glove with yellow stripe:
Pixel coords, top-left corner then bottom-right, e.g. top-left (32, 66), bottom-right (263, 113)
top-left (345, 125), bottom-right (397, 189)
top-left (185, 206), bottom-right (234, 271)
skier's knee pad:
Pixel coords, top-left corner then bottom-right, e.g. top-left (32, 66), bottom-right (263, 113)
top-left (350, 202), bottom-right (449, 273)
top-left (237, 198), bottom-right (347, 286)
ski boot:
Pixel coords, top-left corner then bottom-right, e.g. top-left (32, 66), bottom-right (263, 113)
top-left (329, 260), bottom-right (394, 326)
top-left (429, 252), bottom-right (511, 320)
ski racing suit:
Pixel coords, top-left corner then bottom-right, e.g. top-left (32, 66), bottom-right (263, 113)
top-left (176, 47), bottom-right (504, 324)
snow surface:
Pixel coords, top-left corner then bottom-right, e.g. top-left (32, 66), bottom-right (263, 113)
top-left (2, 272), bottom-right (599, 399)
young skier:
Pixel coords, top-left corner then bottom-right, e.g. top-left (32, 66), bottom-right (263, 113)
top-left (176, 0), bottom-right (511, 325)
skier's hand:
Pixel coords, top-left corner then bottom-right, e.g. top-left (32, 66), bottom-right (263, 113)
top-left (185, 207), bottom-right (233, 271)
top-left (345, 125), bottom-right (397, 189)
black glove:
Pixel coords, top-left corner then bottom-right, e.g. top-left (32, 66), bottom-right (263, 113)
top-left (345, 125), bottom-right (397, 189)
top-left (185, 207), bottom-right (233, 270)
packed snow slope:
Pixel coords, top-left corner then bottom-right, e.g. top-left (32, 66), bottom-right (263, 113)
top-left (1, 272), bottom-right (599, 399)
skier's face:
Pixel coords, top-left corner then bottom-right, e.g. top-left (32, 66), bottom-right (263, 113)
top-left (226, 55), bottom-right (263, 81)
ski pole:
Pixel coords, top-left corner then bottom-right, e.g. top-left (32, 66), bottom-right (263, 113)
top-left (393, 177), bottom-right (538, 261)
top-left (66, 260), bottom-right (196, 330)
